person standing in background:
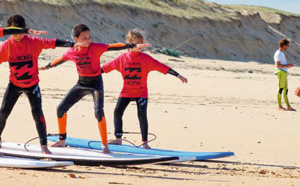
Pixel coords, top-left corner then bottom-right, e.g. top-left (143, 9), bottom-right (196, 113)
top-left (274, 38), bottom-right (295, 111)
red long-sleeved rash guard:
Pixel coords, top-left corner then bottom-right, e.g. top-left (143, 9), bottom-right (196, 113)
top-left (0, 35), bottom-right (56, 88)
top-left (102, 51), bottom-right (170, 98)
top-left (62, 43), bottom-right (108, 77)
top-left (0, 28), bottom-right (4, 37)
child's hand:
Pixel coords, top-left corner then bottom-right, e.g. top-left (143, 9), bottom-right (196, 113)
top-left (28, 29), bottom-right (49, 36)
top-left (178, 75), bottom-right (188, 83)
top-left (136, 44), bottom-right (152, 49)
top-left (73, 42), bottom-right (90, 48)
top-left (73, 42), bottom-right (84, 48)
top-left (288, 63), bottom-right (294, 68)
top-left (38, 66), bottom-right (47, 70)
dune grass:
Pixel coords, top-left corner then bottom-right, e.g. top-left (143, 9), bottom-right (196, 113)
top-left (225, 4), bottom-right (300, 17)
top-left (2, 0), bottom-right (299, 20)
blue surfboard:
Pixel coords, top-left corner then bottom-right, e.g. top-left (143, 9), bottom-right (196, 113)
top-left (47, 136), bottom-right (234, 160)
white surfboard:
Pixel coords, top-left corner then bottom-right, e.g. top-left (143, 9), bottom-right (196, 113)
top-left (0, 156), bottom-right (73, 169)
top-left (0, 142), bottom-right (180, 166)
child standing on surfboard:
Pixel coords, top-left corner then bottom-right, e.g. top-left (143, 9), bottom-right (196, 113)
top-left (0, 25), bottom-right (47, 157)
top-left (0, 15), bottom-right (78, 154)
top-left (102, 29), bottom-right (188, 149)
top-left (39, 24), bottom-right (150, 153)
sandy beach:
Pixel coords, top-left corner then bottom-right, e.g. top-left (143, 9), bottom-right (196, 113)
top-left (0, 47), bottom-right (299, 185)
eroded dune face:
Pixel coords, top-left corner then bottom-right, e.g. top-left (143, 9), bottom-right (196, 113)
top-left (0, 0), bottom-right (300, 64)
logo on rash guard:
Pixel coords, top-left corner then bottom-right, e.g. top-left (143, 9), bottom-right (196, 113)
top-left (138, 98), bottom-right (147, 106)
top-left (9, 55), bottom-right (34, 81)
top-left (32, 85), bottom-right (41, 98)
top-left (124, 67), bottom-right (141, 86)
top-left (124, 68), bottom-right (141, 79)
top-left (77, 57), bottom-right (91, 69)
top-left (9, 54), bottom-right (33, 62)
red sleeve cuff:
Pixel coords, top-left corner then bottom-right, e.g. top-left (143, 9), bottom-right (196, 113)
top-left (0, 28), bottom-right (4, 37)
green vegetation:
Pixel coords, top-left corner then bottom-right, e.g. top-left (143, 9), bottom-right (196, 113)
top-left (225, 4), bottom-right (300, 17)
top-left (3, 0), bottom-right (300, 19)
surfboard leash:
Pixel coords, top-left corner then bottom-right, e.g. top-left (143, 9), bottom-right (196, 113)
top-left (24, 137), bottom-right (40, 152)
top-left (88, 132), bottom-right (157, 149)
top-left (123, 132), bottom-right (157, 147)
top-left (23, 134), bottom-right (60, 152)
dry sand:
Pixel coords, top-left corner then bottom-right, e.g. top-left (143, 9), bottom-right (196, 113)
top-left (0, 47), bottom-right (300, 185)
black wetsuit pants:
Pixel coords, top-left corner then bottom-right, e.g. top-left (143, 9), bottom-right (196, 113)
top-left (57, 75), bottom-right (105, 122)
top-left (0, 82), bottom-right (47, 146)
top-left (114, 97), bottom-right (148, 141)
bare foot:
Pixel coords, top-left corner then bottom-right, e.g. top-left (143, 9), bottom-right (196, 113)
top-left (287, 107), bottom-right (297, 111)
top-left (102, 145), bottom-right (111, 154)
top-left (51, 140), bottom-right (66, 147)
top-left (41, 145), bottom-right (52, 154)
top-left (108, 138), bottom-right (122, 145)
top-left (143, 143), bottom-right (151, 149)
top-left (278, 106), bottom-right (286, 111)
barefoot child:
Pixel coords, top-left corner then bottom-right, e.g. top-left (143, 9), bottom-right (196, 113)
top-left (274, 38), bottom-right (295, 111)
top-left (0, 15), bottom-right (77, 154)
top-left (0, 24), bottom-right (47, 157)
top-left (39, 24), bottom-right (150, 153)
top-left (102, 29), bottom-right (188, 149)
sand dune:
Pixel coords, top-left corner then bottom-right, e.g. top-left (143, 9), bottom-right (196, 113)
top-left (0, 0), bottom-right (300, 63)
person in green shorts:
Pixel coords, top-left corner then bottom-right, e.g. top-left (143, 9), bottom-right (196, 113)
top-left (274, 38), bottom-right (295, 111)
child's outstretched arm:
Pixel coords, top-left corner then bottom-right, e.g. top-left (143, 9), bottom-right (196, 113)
top-left (1, 27), bottom-right (48, 37)
top-left (149, 57), bottom-right (188, 83)
top-left (107, 43), bottom-right (151, 51)
top-left (39, 56), bottom-right (67, 70)
top-left (101, 54), bottom-right (123, 73)
top-left (167, 68), bottom-right (188, 83)
top-left (55, 39), bottom-right (86, 48)
top-left (27, 29), bottom-right (49, 36)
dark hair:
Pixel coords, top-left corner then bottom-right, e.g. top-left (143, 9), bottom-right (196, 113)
top-left (7, 15), bottom-right (26, 28)
top-left (72, 24), bottom-right (90, 38)
top-left (278, 38), bottom-right (290, 48)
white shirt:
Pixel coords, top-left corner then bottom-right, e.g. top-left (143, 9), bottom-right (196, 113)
top-left (274, 49), bottom-right (288, 72)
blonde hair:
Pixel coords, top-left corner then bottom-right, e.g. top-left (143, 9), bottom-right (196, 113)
top-left (126, 28), bottom-right (145, 44)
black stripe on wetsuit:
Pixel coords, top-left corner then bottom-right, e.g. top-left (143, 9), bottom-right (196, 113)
top-left (56, 75), bottom-right (105, 122)
top-left (107, 43), bottom-right (136, 51)
top-left (55, 39), bottom-right (75, 47)
top-left (3, 28), bottom-right (29, 35)
top-left (45, 43), bottom-right (135, 69)
top-left (3, 29), bottom-right (75, 48)
top-left (167, 68), bottom-right (179, 77)
top-left (0, 82), bottom-right (47, 145)
top-left (46, 60), bottom-right (66, 69)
